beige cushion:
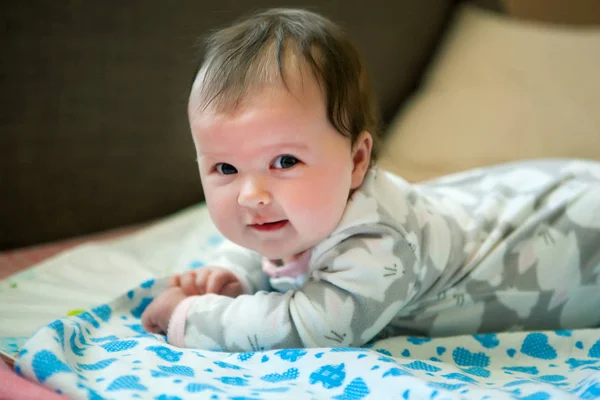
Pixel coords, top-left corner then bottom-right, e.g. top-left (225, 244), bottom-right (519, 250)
top-left (379, 4), bottom-right (600, 182)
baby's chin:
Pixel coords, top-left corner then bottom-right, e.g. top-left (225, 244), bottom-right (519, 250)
top-left (249, 243), bottom-right (310, 262)
top-left (254, 247), bottom-right (298, 261)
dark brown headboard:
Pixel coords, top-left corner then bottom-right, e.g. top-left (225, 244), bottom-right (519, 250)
top-left (1, 1), bottom-right (455, 249)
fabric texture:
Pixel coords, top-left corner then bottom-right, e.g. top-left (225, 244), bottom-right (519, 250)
top-left (0, 227), bottom-right (139, 280)
top-left (12, 284), bottom-right (600, 399)
top-left (379, 4), bottom-right (600, 182)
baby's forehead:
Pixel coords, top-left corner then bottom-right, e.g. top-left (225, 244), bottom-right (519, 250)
top-left (189, 78), bottom-right (325, 126)
top-left (188, 49), bottom-right (324, 115)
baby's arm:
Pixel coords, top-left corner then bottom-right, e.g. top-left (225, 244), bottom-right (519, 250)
top-left (141, 268), bottom-right (244, 335)
top-left (141, 286), bottom-right (188, 335)
top-left (167, 228), bottom-right (425, 351)
top-left (197, 238), bottom-right (269, 294)
top-left (141, 238), bottom-right (265, 335)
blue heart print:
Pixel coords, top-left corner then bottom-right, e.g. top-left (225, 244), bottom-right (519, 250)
top-left (404, 361), bottom-right (441, 372)
top-left (185, 383), bottom-right (225, 393)
top-left (107, 375), bottom-right (148, 391)
top-left (90, 335), bottom-right (120, 343)
top-left (140, 279), bottom-right (156, 289)
top-left (334, 377), bottom-right (370, 400)
top-left (131, 298), bottom-right (154, 319)
top-left (32, 350), bottom-right (72, 383)
top-left (502, 366), bottom-right (539, 375)
top-left (441, 372), bottom-right (477, 383)
top-left (330, 348), bottom-right (369, 353)
top-left (146, 345), bottom-right (184, 362)
top-left (69, 331), bottom-right (86, 357)
top-left (260, 367), bottom-right (299, 382)
top-left (102, 340), bottom-right (139, 353)
top-left (473, 334), bottom-right (500, 349)
top-left (150, 369), bottom-right (171, 378)
top-left (77, 358), bottom-right (117, 371)
top-left (382, 367), bottom-right (413, 378)
top-left (452, 347), bottom-right (490, 367)
top-left (589, 339), bottom-right (600, 358)
top-left (407, 337), bottom-right (432, 345)
top-left (92, 305), bottom-right (112, 322)
top-left (310, 363), bottom-right (346, 389)
top-left (521, 333), bottom-right (558, 360)
top-left (579, 382), bottom-right (600, 398)
top-left (155, 395), bottom-right (183, 400)
top-left (461, 367), bottom-right (490, 378)
top-left (158, 365), bottom-right (195, 377)
top-left (555, 330), bottom-right (572, 337)
top-left (214, 376), bottom-right (249, 386)
top-left (76, 312), bottom-right (100, 329)
top-left (275, 348), bottom-right (307, 362)
top-left (237, 352), bottom-right (254, 362)
top-left (566, 359), bottom-right (599, 369)
top-left (213, 360), bottom-right (244, 370)
top-left (536, 374), bottom-right (567, 383)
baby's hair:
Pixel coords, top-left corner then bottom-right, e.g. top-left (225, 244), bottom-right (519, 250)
top-left (191, 8), bottom-right (380, 161)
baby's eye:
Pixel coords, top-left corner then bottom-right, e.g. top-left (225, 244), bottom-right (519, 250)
top-left (214, 163), bottom-right (238, 175)
top-left (272, 155), bottom-right (299, 169)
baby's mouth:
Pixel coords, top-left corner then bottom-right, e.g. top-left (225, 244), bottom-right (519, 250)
top-left (249, 220), bottom-right (289, 232)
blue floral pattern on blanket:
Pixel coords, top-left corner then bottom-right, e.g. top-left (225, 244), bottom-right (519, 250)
top-left (14, 278), bottom-right (600, 399)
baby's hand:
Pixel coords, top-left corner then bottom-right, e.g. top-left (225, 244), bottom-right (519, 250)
top-left (141, 286), bottom-right (187, 335)
top-left (169, 267), bottom-right (243, 297)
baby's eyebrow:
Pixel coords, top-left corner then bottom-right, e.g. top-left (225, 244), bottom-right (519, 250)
top-left (200, 142), bottom-right (308, 157)
top-left (264, 142), bottom-right (309, 152)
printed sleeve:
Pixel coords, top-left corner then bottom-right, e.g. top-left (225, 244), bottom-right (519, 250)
top-left (202, 238), bottom-right (269, 294)
top-left (169, 227), bottom-right (425, 351)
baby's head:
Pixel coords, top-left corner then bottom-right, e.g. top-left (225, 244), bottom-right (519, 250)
top-left (188, 8), bottom-right (380, 260)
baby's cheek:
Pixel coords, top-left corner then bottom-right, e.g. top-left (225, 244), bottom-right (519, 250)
top-left (206, 191), bottom-right (237, 231)
top-left (290, 185), bottom-right (346, 238)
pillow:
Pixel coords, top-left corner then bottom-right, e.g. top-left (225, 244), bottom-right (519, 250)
top-left (379, 4), bottom-right (600, 182)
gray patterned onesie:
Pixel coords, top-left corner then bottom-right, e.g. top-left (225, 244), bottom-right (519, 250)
top-left (167, 159), bottom-right (600, 352)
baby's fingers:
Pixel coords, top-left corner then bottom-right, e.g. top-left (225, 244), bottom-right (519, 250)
top-left (141, 304), bottom-right (163, 334)
top-left (193, 268), bottom-right (212, 295)
top-left (167, 274), bottom-right (180, 288)
top-left (206, 272), bottom-right (239, 295)
top-left (179, 271), bottom-right (198, 295)
top-left (221, 281), bottom-right (243, 298)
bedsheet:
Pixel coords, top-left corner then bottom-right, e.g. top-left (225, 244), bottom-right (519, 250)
top-left (2, 203), bottom-right (600, 399)
top-left (13, 277), bottom-right (600, 399)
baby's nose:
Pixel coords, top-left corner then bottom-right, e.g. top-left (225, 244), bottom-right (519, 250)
top-left (238, 179), bottom-right (272, 208)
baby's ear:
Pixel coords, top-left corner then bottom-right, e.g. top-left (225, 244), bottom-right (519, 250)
top-left (350, 131), bottom-right (372, 189)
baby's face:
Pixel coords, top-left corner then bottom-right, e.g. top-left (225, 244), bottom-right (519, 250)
top-left (189, 74), bottom-right (369, 260)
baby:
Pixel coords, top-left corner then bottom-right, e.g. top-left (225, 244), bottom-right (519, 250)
top-left (141, 8), bottom-right (600, 351)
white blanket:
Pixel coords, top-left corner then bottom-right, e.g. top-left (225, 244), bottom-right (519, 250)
top-left (2, 204), bottom-right (600, 399)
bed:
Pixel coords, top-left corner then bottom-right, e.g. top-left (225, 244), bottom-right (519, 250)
top-left (2, 204), bottom-right (600, 398)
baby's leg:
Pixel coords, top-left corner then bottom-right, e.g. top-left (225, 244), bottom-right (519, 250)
top-left (492, 182), bottom-right (600, 331)
top-left (456, 163), bottom-right (600, 334)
